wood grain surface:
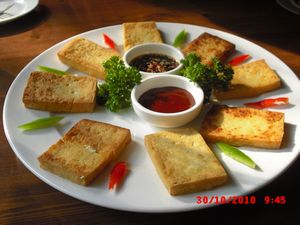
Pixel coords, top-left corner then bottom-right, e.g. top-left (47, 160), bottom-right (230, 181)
top-left (0, 0), bottom-right (299, 224)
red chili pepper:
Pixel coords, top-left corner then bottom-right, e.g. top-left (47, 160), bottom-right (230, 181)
top-left (244, 97), bottom-right (289, 108)
top-left (228, 54), bottom-right (250, 66)
top-left (103, 33), bottom-right (115, 49)
top-left (108, 162), bottom-right (127, 190)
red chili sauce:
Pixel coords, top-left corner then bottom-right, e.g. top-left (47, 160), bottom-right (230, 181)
top-left (138, 87), bottom-right (195, 113)
top-left (129, 54), bottom-right (179, 73)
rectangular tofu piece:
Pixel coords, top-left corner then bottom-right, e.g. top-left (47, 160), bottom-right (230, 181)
top-left (144, 128), bottom-right (228, 195)
top-left (38, 119), bottom-right (131, 185)
top-left (182, 32), bottom-right (235, 65)
top-left (22, 71), bottom-right (97, 112)
top-left (200, 105), bottom-right (284, 149)
top-left (57, 37), bottom-right (120, 79)
top-left (123, 21), bottom-right (163, 50)
top-left (214, 60), bottom-right (281, 100)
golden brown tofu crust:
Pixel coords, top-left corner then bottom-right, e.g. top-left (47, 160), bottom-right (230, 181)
top-left (200, 105), bottom-right (284, 149)
top-left (123, 21), bottom-right (163, 50)
top-left (182, 32), bottom-right (235, 65)
top-left (22, 71), bottom-right (97, 113)
top-left (38, 119), bottom-right (131, 186)
top-left (214, 60), bottom-right (281, 100)
top-left (57, 37), bottom-right (120, 79)
top-left (144, 128), bottom-right (228, 195)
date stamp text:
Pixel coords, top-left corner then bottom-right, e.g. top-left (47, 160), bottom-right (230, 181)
top-left (196, 195), bottom-right (286, 205)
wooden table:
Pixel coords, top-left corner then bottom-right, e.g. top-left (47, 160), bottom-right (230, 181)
top-left (1, 1), bottom-right (299, 224)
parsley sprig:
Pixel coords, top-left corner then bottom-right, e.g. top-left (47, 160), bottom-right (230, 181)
top-left (97, 56), bottom-right (142, 112)
top-left (180, 53), bottom-right (234, 103)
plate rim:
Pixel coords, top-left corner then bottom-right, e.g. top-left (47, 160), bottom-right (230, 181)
top-left (0, 0), bottom-right (39, 24)
top-left (276, 0), bottom-right (300, 15)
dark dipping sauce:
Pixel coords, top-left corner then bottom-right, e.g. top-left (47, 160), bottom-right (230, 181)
top-left (138, 87), bottom-right (195, 113)
top-left (130, 54), bottom-right (179, 73)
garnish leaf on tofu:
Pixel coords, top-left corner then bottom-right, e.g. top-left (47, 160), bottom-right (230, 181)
top-left (180, 53), bottom-right (233, 103)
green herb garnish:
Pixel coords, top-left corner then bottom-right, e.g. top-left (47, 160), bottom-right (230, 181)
top-left (173, 30), bottom-right (187, 48)
top-left (37, 66), bottom-right (68, 76)
top-left (97, 56), bottom-right (142, 112)
top-left (179, 53), bottom-right (233, 103)
top-left (18, 116), bottom-right (64, 131)
top-left (216, 142), bottom-right (257, 169)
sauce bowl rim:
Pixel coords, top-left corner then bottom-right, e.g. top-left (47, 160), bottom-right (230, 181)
top-left (131, 74), bottom-right (204, 117)
top-left (123, 43), bottom-right (185, 76)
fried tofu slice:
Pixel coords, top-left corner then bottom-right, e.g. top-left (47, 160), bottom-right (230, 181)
top-left (144, 128), bottom-right (228, 195)
top-left (57, 37), bottom-right (120, 79)
top-left (182, 32), bottom-right (235, 65)
top-left (38, 119), bottom-right (131, 185)
top-left (22, 72), bottom-right (97, 112)
top-left (214, 60), bottom-right (281, 100)
top-left (123, 21), bottom-right (163, 50)
top-left (200, 105), bottom-right (284, 149)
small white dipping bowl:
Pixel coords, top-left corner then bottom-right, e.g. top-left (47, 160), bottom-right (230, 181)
top-left (131, 74), bottom-right (204, 128)
top-left (123, 43), bottom-right (185, 79)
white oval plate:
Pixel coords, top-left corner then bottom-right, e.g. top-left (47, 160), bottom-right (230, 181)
top-left (0, 0), bottom-right (39, 24)
top-left (3, 22), bottom-right (300, 213)
top-left (277, 0), bottom-right (300, 15)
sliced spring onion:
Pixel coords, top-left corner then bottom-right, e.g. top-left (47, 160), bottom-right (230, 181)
top-left (216, 142), bottom-right (257, 169)
top-left (37, 65), bottom-right (68, 76)
top-left (173, 29), bottom-right (187, 48)
top-left (18, 116), bottom-right (64, 131)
